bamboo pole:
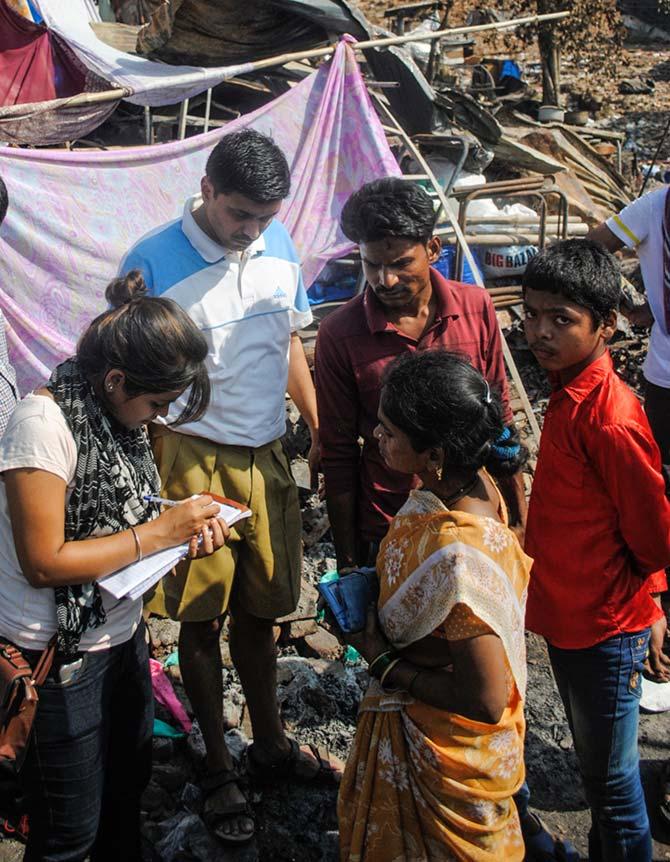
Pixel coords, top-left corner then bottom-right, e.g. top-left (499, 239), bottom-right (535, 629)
top-left (450, 215), bottom-right (582, 225)
top-left (0, 87), bottom-right (129, 122)
top-left (57, 88), bottom-right (128, 107)
top-left (245, 11), bottom-right (570, 74)
top-left (15, 10), bottom-right (568, 114)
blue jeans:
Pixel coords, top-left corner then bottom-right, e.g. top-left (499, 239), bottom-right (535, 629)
top-left (547, 630), bottom-right (651, 862)
top-left (19, 623), bottom-right (153, 862)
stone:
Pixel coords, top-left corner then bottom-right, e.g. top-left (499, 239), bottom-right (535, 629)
top-left (276, 578), bottom-right (318, 622)
top-left (152, 736), bottom-right (175, 763)
top-left (220, 638), bottom-right (233, 668)
top-left (301, 500), bottom-right (331, 548)
top-left (282, 399), bottom-right (311, 459)
top-left (224, 728), bottom-right (250, 763)
top-left (180, 781), bottom-right (203, 814)
top-left (289, 617), bottom-right (319, 639)
top-left (223, 700), bottom-right (241, 730)
top-left (290, 458), bottom-right (311, 490)
top-left (187, 720), bottom-right (207, 764)
top-left (152, 762), bottom-right (190, 792)
top-left (301, 627), bottom-right (342, 662)
top-left (276, 656), bottom-right (318, 685)
top-left (277, 579), bottom-right (319, 640)
top-left (153, 812), bottom-right (203, 862)
top-left (141, 780), bottom-right (173, 813)
top-left (150, 618), bottom-right (181, 649)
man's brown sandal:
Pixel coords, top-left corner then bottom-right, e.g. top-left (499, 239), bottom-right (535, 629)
top-left (201, 768), bottom-right (255, 845)
top-left (246, 738), bottom-right (343, 785)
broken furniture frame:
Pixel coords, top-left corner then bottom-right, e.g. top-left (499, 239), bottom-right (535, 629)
top-left (400, 132), bottom-right (471, 199)
top-left (452, 176), bottom-right (569, 281)
top-left (383, 0), bottom-right (446, 35)
top-left (371, 91), bottom-right (542, 446)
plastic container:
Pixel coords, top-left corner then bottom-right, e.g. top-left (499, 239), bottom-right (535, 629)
top-left (318, 570), bottom-right (361, 664)
top-left (538, 105), bottom-right (565, 123)
top-left (434, 244), bottom-right (483, 285)
top-left (565, 109), bottom-right (589, 126)
top-left (308, 275), bottom-right (357, 306)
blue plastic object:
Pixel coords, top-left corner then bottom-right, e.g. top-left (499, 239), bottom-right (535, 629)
top-left (499, 59), bottom-right (522, 83)
top-left (433, 245), bottom-right (483, 285)
top-left (308, 275), bottom-right (358, 306)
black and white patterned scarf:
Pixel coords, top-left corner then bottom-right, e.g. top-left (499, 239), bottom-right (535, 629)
top-left (663, 187), bottom-right (670, 333)
top-left (47, 358), bottom-right (160, 656)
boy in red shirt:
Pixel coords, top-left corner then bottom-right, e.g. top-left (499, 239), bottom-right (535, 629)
top-left (524, 239), bottom-right (670, 861)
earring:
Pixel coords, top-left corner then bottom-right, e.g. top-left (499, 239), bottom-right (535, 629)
top-left (106, 384), bottom-right (114, 392)
top-left (436, 465), bottom-right (443, 481)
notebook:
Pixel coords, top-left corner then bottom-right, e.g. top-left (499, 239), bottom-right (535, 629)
top-left (100, 496), bottom-right (251, 602)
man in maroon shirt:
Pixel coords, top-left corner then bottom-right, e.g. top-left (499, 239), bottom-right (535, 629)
top-left (524, 239), bottom-right (670, 861)
top-left (315, 177), bottom-right (525, 572)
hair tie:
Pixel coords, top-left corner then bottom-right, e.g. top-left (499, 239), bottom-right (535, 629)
top-left (483, 380), bottom-right (492, 405)
top-left (491, 442), bottom-right (521, 460)
top-left (490, 426), bottom-right (518, 461)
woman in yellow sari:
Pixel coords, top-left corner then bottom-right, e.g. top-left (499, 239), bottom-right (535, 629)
top-left (338, 350), bottom-right (532, 862)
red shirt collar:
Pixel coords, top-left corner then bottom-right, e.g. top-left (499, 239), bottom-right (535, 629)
top-left (362, 266), bottom-right (461, 334)
top-left (551, 350), bottom-right (613, 403)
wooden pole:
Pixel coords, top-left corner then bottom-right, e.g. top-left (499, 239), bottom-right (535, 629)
top-left (240, 11), bottom-right (571, 75)
top-left (59, 88), bottom-right (128, 106)
top-left (15, 10), bottom-right (568, 113)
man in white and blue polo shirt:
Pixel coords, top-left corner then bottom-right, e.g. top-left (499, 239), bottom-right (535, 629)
top-left (121, 131), bottom-right (338, 845)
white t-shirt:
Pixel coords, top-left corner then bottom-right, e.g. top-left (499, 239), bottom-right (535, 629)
top-left (607, 187), bottom-right (670, 387)
top-left (0, 394), bottom-right (142, 651)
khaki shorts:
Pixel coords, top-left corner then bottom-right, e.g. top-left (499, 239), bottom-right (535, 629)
top-left (147, 427), bottom-right (302, 622)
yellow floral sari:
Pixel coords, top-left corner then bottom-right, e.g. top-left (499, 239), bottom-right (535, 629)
top-left (338, 488), bottom-right (532, 862)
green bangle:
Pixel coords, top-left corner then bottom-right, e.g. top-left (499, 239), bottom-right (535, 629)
top-left (368, 650), bottom-right (397, 680)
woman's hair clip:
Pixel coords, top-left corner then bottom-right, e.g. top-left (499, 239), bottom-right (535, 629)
top-left (483, 380), bottom-right (492, 405)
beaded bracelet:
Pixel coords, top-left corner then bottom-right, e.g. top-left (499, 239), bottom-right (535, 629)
top-left (368, 650), bottom-right (397, 679)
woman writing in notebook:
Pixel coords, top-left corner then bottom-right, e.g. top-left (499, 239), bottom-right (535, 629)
top-left (0, 271), bottom-right (227, 862)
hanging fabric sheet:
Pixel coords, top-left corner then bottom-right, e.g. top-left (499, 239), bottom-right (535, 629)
top-left (35, 0), bottom-right (258, 106)
top-left (0, 0), bottom-right (87, 106)
top-left (0, 40), bottom-right (400, 394)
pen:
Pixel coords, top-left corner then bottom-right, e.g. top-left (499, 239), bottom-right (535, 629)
top-left (143, 495), bottom-right (181, 508)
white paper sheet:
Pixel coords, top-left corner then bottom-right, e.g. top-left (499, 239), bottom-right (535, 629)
top-left (99, 501), bottom-right (251, 601)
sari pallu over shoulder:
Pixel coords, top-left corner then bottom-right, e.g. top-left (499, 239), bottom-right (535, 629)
top-left (338, 488), bottom-right (532, 862)
top-left (380, 493), bottom-right (529, 694)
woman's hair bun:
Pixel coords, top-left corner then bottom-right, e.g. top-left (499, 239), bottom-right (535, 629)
top-left (104, 269), bottom-right (148, 308)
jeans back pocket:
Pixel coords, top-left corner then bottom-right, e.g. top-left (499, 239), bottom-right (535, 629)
top-left (628, 631), bottom-right (650, 697)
